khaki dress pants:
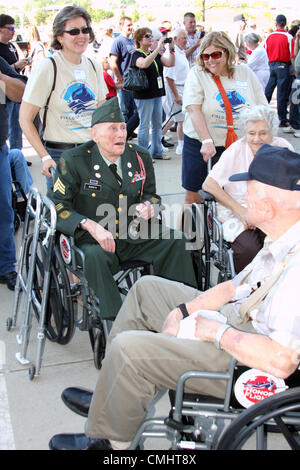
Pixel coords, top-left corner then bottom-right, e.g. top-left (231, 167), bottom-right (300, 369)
top-left (85, 276), bottom-right (234, 442)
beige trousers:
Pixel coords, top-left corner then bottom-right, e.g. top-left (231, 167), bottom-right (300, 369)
top-left (85, 276), bottom-right (237, 442)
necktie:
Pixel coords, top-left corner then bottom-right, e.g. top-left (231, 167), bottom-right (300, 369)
top-left (109, 163), bottom-right (122, 185)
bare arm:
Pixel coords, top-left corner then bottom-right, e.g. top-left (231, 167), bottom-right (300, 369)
top-left (19, 100), bottom-right (56, 176)
top-left (110, 54), bottom-right (123, 83)
top-left (185, 37), bottom-right (201, 59)
top-left (0, 71), bottom-right (25, 102)
top-left (166, 77), bottom-right (181, 104)
top-left (186, 104), bottom-right (216, 161)
top-left (195, 315), bottom-right (299, 379)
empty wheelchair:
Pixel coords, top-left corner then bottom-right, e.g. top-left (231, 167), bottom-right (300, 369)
top-left (182, 191), bottom-right (236, 292)
top-left (129, 358), bottom-right (300, 450)
top-left (7, 188), bottom-right (152, 379)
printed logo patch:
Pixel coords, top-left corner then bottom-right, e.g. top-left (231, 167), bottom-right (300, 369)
top-left (234, 369), bottom-right (287, 408)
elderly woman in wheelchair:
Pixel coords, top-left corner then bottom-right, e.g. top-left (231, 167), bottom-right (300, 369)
top-left (202, 105), bottom-right (294, 275)
top-left (49, 146), bottom-right (300, 451)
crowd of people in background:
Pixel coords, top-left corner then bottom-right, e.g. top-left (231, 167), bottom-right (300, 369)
top-left (0, 7), bottom-right (300, 293)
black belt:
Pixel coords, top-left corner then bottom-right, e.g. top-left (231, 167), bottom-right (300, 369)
top-left (44, 141), bottom-right (82, 150)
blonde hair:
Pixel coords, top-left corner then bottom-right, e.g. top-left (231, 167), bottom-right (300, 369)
top-left (196, 31), bottom-right (236, 78)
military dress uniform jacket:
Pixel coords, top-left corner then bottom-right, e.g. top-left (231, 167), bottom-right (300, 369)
top-left (48, 140), bottom-right (162, 245)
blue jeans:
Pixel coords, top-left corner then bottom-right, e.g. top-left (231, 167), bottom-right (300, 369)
top-left (134, 97), bottom-right (163, 157)
top-left (289, 78), bottom-right (300, 130)
top-left (9, 149), bottom-right (33, 196)
top-left (0, 143), bottom-right (16, 275)
top-left (117, 89), bottom-right (139, 138)
top-left (265, 62), bottom-right (293, 124)
top-left (6, 101), bottom-right (23, 149)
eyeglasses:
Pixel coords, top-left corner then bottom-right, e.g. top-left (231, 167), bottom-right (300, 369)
top-left (63, 26), bottom-right (92, 36)
top-left (144, 33), bottom-right (153, 39)
top-left (201, 51), bottom-right (224, 61)
top-left (1, 26), bottom-right (15, 31)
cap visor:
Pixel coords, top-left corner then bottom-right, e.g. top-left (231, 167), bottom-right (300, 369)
top-left (229, 172), bottom-right (251, 182)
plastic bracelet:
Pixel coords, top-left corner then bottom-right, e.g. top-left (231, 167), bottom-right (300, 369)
top-left (41, 155), bottom-right (52, 163)
top-left (202, 139), bottom-right (213, 144)
top-left (214, 324), bottom-right (231, 350)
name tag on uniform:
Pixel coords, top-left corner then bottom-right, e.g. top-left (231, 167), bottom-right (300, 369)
top-left (74, 69), bottom-right (87, 80)
top-left (84, 183), bottom-right (101, 191)
top-left (157, 76), bottom-right (163, 89)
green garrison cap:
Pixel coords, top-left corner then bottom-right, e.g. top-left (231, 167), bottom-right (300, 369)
top-left (91, 97), bottom-right (125, 126)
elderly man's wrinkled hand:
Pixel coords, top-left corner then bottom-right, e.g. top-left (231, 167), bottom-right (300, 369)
top-left (162, 308), bottom-right (183, 336)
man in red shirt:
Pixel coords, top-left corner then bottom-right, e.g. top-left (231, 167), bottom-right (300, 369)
top-left (264, 14), bottom-right (294, 127)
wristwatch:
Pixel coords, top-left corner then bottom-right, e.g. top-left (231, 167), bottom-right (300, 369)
top-left (176, 303), bottom-right (189, 319)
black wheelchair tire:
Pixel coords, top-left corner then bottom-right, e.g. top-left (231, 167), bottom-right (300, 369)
top-left (24, 233), bottom-right (75, 345)
top-left (217, 386), bottom-right (300, 450)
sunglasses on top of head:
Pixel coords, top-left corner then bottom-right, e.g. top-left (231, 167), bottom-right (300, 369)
top-left (144, 33), bottom-right (153, 39)
top-left (2, 26), bottom-right (15, 31)
top-left (201, 51), bottom-right (224, 61)
top-left (63, 26), bottom-right (92, 36)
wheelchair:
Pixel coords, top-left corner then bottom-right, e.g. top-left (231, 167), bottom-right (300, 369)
top-left (182, 190), bottom-right (236, 292)
top-left (129, 358), bottom-right (300, 450)
top-left (12, 179), bottom-right (27, 233)
top-left (7, 188), bottom-right (152, 379)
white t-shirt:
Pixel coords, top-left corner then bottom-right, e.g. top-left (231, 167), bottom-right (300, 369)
top-left (182, 63), bottom-right (268, 146)
top-left (247, 46), bottom-right (270, 90)
top-left (23, 50), bottom-right (107, 143)
top-left (208, 136), bottom-right (294, 242)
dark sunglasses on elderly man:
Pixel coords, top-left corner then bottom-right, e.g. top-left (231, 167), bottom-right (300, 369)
top-left (63, 26), bottom-right (92, 36)
top-left (201, 51), bottom-right (224, 61)
top-left (144, 33), bottom-right (153, 39)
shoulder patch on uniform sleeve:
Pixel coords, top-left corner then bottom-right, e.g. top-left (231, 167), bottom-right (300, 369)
top-left (53, 177), bottom-right (66, 195)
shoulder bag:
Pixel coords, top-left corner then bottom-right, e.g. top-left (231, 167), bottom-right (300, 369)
top-left (123, 52), bottom-right (149, 91)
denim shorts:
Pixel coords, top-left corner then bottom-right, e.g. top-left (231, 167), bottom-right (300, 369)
top-left (182, 134), bottom-right (225, 192)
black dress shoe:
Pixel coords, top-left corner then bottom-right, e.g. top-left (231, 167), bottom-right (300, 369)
top-left (49, 433), bottom-right (112, 450)
top-left (0, 271), bottom-right (17, 291)
top-left (61, 387), bottom-right (92, 417)
top-left (161, 137), bottom-right (174, 148)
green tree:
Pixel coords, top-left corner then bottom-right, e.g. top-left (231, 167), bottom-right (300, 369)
top-left (131, 7), bottom-right (140, 23)
top-left (34, 9), bottom-right (47, 26)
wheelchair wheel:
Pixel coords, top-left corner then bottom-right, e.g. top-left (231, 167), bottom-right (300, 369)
top-left (182, 203), bottom-right (210, 291)
top-left (25, 233), bottom-right (75, 345)
top-left (217, 387), bottom-right (300, 450)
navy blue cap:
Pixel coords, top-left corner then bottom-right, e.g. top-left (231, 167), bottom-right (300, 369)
top-left (229, 144), bottom-right (300, 191)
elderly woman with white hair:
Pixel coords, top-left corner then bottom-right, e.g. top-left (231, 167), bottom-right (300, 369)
top-left (245, 32), bottom-right (270, 90)
top-left (202, 104), bottom-right (294, 273)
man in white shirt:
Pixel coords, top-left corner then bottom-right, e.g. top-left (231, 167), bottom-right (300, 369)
top-left (183, 12), bottom-right (203, 66)
top-left (163, 29), bottom-right (190, 155)
top-left (50, 144), bottom-right (300, 451)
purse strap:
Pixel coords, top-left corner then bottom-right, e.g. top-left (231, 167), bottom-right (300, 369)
top-left (137, 48), bottom-right (159, 75)
top-left (212, 74), bottom-right (238, 149)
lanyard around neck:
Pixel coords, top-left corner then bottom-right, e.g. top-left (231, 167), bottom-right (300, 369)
top-left (138, 48), bottom-right (159, 74)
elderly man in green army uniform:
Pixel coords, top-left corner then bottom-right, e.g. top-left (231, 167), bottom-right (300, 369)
top-left (48, 97), bottom-right (197, 319)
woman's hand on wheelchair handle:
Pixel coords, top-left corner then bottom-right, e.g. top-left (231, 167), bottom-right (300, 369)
top-left (200, 141), bottom-right (216, 162)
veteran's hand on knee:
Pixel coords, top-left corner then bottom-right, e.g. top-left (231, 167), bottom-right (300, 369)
top-left (87, 221), bottom-right (116, 253)
top-left (162, 308), bottom-right (183, 337)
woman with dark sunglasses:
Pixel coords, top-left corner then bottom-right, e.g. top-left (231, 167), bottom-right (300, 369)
top-left (19, 6), bottom-right (107, 190)
top-left (131, 27), bottom-right (175, 160)
top-left (181, 31), bottom-right (268, 206)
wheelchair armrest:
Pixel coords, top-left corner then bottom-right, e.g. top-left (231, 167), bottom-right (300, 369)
top-left (198, 189), bottom-right (216, 202)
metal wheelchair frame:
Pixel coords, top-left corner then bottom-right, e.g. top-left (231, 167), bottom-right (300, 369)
top-left (7, 188), bottom-right (152, 379)
top-left (129, 358), bottom-right (300, 450)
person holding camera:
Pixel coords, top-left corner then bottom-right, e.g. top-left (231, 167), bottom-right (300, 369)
top-left (131, 28), bottom-right (175, 160)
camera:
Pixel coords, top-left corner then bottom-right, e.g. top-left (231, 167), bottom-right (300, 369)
top-left (164, 37), bottom-right (172, 44)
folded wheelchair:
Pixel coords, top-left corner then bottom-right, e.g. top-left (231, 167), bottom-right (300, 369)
top-left (7, 188), bottom-right (151, 379)
top-left (182, 190), bottom-right (236, 292)
top-left (130, 358), bottom-right (300, 450)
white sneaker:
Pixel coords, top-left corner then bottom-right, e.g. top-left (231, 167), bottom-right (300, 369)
top-left (153, 150), bottom-right (171, 160)
top-left (283, 126), bottom-right (296, 133)
top-left (294, 131), bottom-right (300, 138)
top-left (176, 142), bottom-right (183, 155)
